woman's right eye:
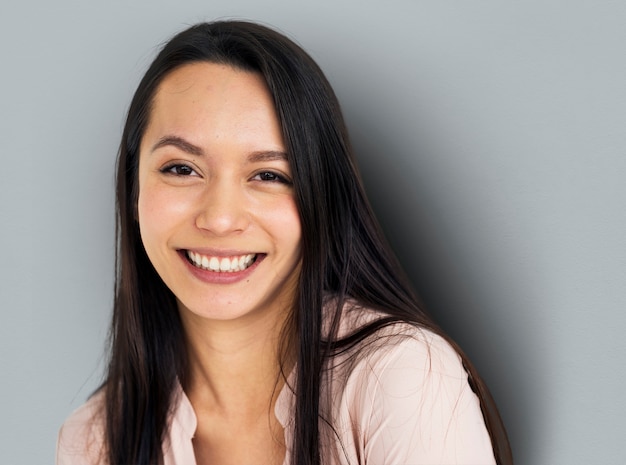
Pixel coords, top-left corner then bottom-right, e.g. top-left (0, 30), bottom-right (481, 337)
top-left (160, 163), bottom-right (198, 176)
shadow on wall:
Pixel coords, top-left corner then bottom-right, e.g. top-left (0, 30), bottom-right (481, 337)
top-left (346, 112), bottom-right (542, 465)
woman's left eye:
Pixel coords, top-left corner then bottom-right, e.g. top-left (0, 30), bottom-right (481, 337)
top-left (252, 171), bottom-right (290, 184)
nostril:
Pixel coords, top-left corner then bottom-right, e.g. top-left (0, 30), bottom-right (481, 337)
top-left (194, 203), bottom-right (249, 235)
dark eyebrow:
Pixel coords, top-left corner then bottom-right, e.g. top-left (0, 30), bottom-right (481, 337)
top-left (151, 136), bottom-right (287, 162)
top-left (151, 135), bottom-right (204, 156)
top-left (247, 150), bottom-right (289, 163)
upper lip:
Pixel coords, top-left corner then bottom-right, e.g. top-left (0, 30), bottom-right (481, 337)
top-left (180, 248), bottom-right (260, 257)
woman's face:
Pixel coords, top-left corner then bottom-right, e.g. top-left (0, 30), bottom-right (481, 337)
top-left (137, 62), bottom-right (302, 323)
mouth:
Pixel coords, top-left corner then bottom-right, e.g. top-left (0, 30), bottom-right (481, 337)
top-left (185, 250), bottom-right (258, 273)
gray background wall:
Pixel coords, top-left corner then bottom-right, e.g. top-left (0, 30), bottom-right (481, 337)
top-left (1, 1), bottom-right (624, 464)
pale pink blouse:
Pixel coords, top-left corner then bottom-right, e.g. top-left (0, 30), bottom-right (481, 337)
top-left (57, 309), bottom-right (496, 465)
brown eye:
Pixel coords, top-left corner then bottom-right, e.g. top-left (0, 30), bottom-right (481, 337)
top-left (252, 171), bottom-right (291, 184)
top-left (259, 172), bottom-right (279, 181)
top-left (161, 164), bottom-right (197, 176)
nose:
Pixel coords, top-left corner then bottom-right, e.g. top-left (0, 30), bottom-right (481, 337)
top-left (195, 180), bottom-right (249, 236)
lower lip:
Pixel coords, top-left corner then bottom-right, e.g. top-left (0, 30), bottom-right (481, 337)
top-left (180, 251), bottom-right (265, 284)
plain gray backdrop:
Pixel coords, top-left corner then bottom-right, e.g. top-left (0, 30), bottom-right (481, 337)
top-left (1, 1), bottom-right (624, 464)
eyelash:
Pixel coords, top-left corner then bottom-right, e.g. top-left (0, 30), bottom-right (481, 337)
top-left (160, 163), bottom-right (198, 176)
top-left (252, 171), bottom-right (292, 185)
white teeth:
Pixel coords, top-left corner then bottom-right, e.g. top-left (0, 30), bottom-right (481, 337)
top-left (186, 251), bottom-right (256, 272)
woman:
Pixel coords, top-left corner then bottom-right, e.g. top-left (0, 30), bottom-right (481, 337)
top-left (57, 20), bottom-right (512, 465)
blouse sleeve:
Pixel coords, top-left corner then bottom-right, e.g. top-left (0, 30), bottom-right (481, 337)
top-left (56, 392), bottom-right (107, 465)
top-left (353, 331), bottom-right (497, 465)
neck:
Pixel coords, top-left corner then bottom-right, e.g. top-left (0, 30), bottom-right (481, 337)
top-left (179, 302), bottom-right (294, 418)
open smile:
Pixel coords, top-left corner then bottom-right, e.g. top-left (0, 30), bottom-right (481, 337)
top-left (185, 250), bottom-right (258, 272)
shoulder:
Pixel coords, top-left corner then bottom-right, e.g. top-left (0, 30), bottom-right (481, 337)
top-left (331, 307), bottom-right (496, 464)
top-left (56, 389), bottom-right (107, 465)
top-left (337, 303), bottom-right (465, 376)
top-left (340, 314), bottom-right (470, 401)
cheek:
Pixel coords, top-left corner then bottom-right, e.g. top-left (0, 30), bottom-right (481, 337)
top-left (137, 184), bottom-right (188, 248)
top-left (275, 200), bottom-right (302, 253)
top-left (252, 195), bottom-right (301, 251)
top-left (136, 188), bottom-right (162, 257)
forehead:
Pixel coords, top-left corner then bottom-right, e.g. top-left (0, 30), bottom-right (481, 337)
top-left (153, 62), bottom-right (272, 111)
top-left (143, 62), bottom-right (284, 152)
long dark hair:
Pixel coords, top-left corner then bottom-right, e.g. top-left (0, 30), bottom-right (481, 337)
top-left (106, 20), bottom-right (512, 465)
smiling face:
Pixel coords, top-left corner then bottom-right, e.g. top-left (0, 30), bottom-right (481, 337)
top-left (137, 62), bottom-right (302, 324)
